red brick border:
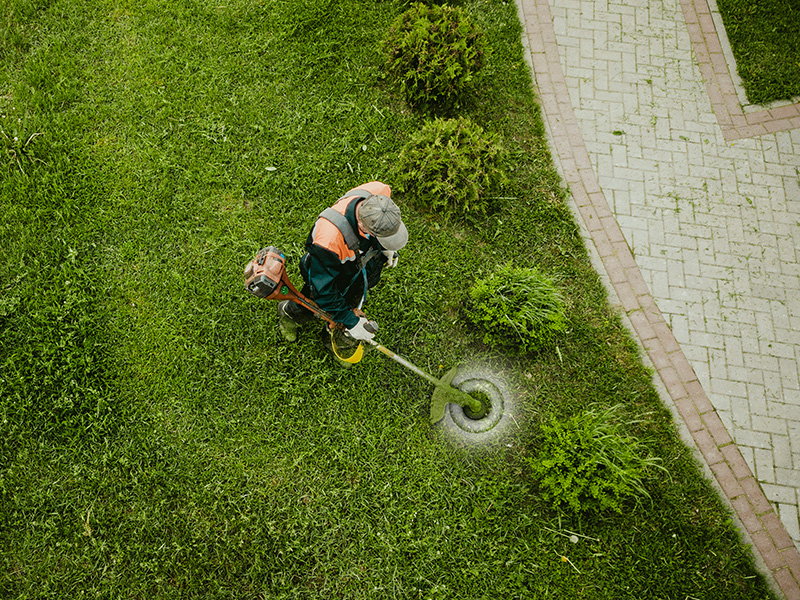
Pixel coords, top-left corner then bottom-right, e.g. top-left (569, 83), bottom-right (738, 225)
top-left (679, 0), bottom-right (800, 141)
top-left (515, 0), bottom-right (800, 596)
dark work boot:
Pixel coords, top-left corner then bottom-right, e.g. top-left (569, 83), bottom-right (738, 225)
top-left (277, 301), bottom-right (299, 342)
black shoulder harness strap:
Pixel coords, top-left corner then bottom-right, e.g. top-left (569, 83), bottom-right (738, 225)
top-left (319, 208), bottom-right (359, 251)
top-left (318, 189), bottom-right (380, 270)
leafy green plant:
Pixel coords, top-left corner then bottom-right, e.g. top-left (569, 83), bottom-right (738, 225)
top-left (383, 2), bottom-right (486, 113)
top-left (466, 262), bottom-right (565, 353)
top-left (394, 116), bottom-right (509, 219)
top-left (527, 405), bottom-right (666, 514)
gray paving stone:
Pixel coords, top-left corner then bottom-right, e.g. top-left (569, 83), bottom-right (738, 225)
top-left (746, 383), bottom-right (769, 416)
top-left (752, 415), bottom-right (789, 436)
top-left (763, 483), bottom-right (798, 505)
top-left (731, 396), bottom-right (753, 430)
top-left (742, 352), bottom-right (780, 374)
top-left (781, 358), bottom-right (800, 390)
top-left (733, 429), bottom-right (773, 450)
top-left (774, 434), bottom-right (795, 470)
top-left (711, 377), bottom-right (747, 398)
top-left (789, 421), bottom-right (800, 447)
top-left (727, 365), bottom-right (754, 384)
top-left (776, 468), bottom-right (800, 489)
top-left (756, 448), bottom-right (776, 484)
top-left (764, 371), bottom-right (786, 402)
top-left (778, 503), bottom-right (800, 542)
top-left (667, 259), bottom-right (685, 288)
top-left (768, 405), bottom-right (800, 425)
top-left (761, 340), bottom-right (796, 361)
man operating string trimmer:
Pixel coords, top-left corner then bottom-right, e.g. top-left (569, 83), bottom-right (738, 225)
top-left (245, 183), bottom-right (490, 421)
top-left (277, 181), bottom-right (409, 361)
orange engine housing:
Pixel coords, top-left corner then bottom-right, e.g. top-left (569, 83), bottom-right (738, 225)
top-left (244, 246), bottom-right (337, 328)
top-left (243, 246), bottom-right (289, 299)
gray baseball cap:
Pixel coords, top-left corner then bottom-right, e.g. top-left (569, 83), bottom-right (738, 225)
top-left (357, 194), bottom-right (408, 251)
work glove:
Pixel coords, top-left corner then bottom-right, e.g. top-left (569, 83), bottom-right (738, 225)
top-left (382, 250), bottom-right (399, 268)
top-left (347, 317), bottom-right (377, 341)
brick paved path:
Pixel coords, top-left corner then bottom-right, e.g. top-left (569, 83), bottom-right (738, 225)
top-left (514, 0), bottom-right (800, 596)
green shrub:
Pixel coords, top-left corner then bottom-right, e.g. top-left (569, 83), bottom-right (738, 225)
top-left (383, 2), bottom-right (486, 113)
top-left (466, 262), bottom-right (565, 353)
top-left (527, 405), bottom-right (666, 514)
top-left (394, 116), bottom-right (509, 219)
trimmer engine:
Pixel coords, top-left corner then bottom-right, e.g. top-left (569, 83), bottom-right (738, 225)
top-left (244, 245), bottom-right (329, 321)
top-left (244, 246), bottom-right (291, 300)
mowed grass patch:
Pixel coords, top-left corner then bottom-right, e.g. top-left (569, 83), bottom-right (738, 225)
top-left (715, 0), bottom-right (800, 104)
top-left (0, 0), bottom-right (777, 598)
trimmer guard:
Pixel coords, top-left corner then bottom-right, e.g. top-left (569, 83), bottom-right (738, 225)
top-left (330, 331), bottom-right (365, 364)
top-left (430, 367), bottom-right (459, 424)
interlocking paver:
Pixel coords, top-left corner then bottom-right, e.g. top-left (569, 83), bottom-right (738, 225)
top-left (781, 504), bottom-right (800, 541)
top-left (757, 448), bottom-right (778, 483)
top-left (775, 435), bottom-right (795, 469)
top-left (764, 483), bottom-right (798, 505)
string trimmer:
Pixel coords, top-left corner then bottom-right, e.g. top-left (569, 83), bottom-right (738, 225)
top-left (244, 246), bottom-right (488, 424)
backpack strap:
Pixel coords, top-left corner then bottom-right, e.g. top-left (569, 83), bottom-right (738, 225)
top-left (317, 188), bottom-right (372, 250)
top-left (318, 208), bottom-right (382, 275)
top-left (340, 188), bottom-right (373, 202)
top-left (319, 207), bottom-right (360, 252)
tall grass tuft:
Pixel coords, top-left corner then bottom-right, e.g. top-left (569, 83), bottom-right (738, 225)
top-left (466, 262), bottom-right (566, 353)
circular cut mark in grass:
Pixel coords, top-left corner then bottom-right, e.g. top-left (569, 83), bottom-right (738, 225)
top-left (439, 366), bottom-right (514, 444)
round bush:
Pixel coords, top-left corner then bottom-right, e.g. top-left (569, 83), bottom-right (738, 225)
top-left (526, 405), bottom-right (665, 514)
top-left (466, 262), bottom-right (566, 353)
top-left (383, 2), bottom-right (486, 112)
top-left (394, 117), bottom-right (509, 218)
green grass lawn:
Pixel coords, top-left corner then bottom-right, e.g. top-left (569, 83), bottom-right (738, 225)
top-left (715, 0), bottom-right (800, 104)
top-left (0, 0), bottom-right (778, 598)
